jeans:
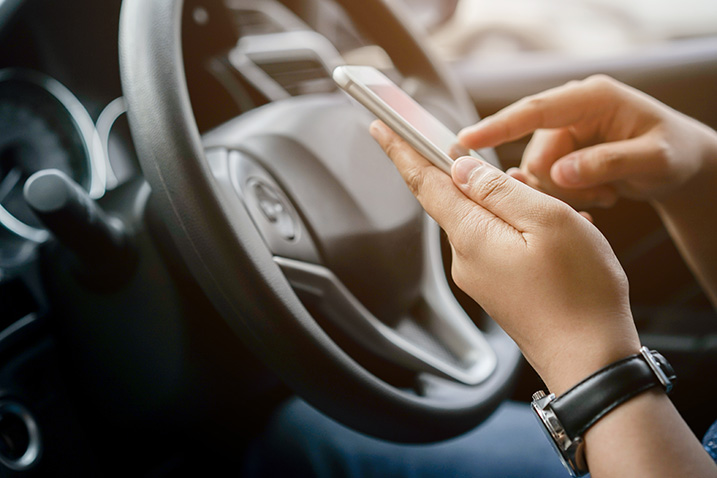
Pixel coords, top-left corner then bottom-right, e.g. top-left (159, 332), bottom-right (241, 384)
top-left (242, 398), bottom-right (573, 478)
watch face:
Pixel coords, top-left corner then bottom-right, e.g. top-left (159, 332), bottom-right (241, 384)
top-left (531, 399), bottom-right (586, 477)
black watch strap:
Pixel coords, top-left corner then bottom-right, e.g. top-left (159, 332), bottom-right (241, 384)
top-left (551, 348), bottom-right (676, 439)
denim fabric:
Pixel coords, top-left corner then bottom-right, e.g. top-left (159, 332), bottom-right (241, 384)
top-left (241, 398), bottom-right (573, 478)
top-left (703, 420), bottom-right (717, 462)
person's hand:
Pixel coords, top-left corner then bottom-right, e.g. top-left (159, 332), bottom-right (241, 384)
top-left (458, 75), bottom-right (717, 210)
top-left (370, 120), bottom-right (640, 394)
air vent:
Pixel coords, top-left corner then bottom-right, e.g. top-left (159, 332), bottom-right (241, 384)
top-left (254, 57), bottom-right (335, 96)
top-left (232, 9), bottom-right (283, 36)
top-left (228, 30), bottom-right (344, 101)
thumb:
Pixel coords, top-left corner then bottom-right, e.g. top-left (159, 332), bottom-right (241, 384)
top-left (550, 137), bottom-right (652, 188)
top-left (452, 157), bottom-right (550, 231)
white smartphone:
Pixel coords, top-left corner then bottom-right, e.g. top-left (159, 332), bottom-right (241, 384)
top-left (333, 65), bottom-right (485, 175)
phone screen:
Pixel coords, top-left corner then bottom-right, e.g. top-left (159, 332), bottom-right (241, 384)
top-left (356, 70), bottom-right (471, 160)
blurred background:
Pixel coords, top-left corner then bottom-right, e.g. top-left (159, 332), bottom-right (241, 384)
top-left (410, 0), bottom-right (717, 58)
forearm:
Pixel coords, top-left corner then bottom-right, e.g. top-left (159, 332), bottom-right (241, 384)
top-left (653, 129), bottom-right (717, 307)
top-left (584, 389), bottom-right (717, 477)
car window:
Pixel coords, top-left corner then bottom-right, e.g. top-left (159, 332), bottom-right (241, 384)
top-left (396, 0), bottom-right (717, 61)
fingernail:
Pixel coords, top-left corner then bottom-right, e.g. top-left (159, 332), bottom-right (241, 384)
top-left (453, 157), bottom-right (485, 185)
top-left (457, 125), bottom-right (478, 139)
top-left (369, 120), bottom-right (386, 141)
top-left (458, 119), bottom-right (490, 139)
top-left (597, 190), bottom-right (617, 208)
top-left (457, 127), bottom-right (473, 139)
top-left (555, 157), bottom-right (580, 185)
top-left (506, 167), bottom-right (527, 184)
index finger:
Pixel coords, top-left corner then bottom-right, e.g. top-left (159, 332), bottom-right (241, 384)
top-left (458, 76), bottom-right (616, 149)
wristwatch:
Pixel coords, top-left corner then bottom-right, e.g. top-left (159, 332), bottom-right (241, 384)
top-left (531, 346), bottom-right (676, 477)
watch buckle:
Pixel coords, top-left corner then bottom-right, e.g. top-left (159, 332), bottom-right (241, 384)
top-left (640, 346), bottom-right (673, 393)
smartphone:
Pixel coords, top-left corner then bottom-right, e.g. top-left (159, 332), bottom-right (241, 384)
top-left (333, 65), bottom-right (485, 175)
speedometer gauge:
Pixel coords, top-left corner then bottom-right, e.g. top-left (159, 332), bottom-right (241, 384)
top-left (0, 69), bottom-right (106, 276)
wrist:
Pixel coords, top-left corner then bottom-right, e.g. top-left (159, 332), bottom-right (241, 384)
top-left (532, 348), bottom-right (677, 477)
top-left (536, 329), bottom-right (640, 396)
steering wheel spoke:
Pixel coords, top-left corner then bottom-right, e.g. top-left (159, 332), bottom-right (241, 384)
top-left (276, 253), bottom-right (495, 386)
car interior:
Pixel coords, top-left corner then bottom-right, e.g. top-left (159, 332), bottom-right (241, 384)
top-left (1, 0), bottom-right (716, 475)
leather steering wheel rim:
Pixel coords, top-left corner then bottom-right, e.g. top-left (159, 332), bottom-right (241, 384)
top-left (119, 0), bottom-right (522, 443)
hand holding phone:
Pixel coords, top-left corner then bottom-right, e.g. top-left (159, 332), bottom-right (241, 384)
top-left (333, 65), bottom-right (488, 174)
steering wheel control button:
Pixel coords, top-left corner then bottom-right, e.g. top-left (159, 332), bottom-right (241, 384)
top-left (249, 178), bottom-right (296, 240)
top-left (205, 149), bottom-right (320, 264)
top-left (0, 401), bottom-right (41, 471)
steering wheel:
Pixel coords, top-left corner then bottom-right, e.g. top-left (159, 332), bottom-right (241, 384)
top-left (119, 0), bottom-right (521, 443)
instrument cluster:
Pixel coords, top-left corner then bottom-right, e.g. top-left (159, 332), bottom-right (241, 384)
top-left (0, 68), bottom-right (133, 281)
